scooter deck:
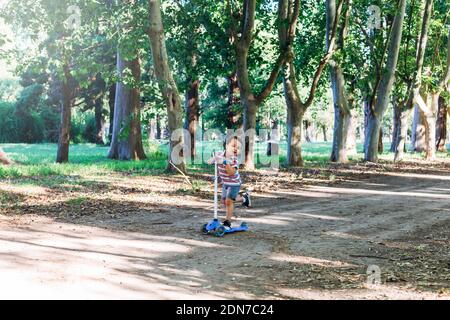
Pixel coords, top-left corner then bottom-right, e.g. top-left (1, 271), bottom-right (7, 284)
top-left (202, 219), bottom-right (248, 237)
top-left (224, 224), bottom-right (249, 234)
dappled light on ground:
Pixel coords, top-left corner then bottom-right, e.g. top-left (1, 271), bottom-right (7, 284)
top-left (0, 160), bottom-right (449, 299)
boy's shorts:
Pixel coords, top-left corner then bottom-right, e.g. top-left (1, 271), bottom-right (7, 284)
top-left (222, 185), bottom-right (241, 201)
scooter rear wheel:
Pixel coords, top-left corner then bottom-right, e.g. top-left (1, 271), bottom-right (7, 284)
top-left (202, 224), bottom-right (209, 234)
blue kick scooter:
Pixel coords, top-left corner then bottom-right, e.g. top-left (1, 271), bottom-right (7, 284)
top-left (202, 155), bottom-right (248, 237)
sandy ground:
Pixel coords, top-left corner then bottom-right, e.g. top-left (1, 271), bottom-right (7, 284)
top-left (0, 161), bottom-right (449, 299)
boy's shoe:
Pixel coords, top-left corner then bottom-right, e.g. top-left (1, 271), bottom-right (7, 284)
top-left (242, 192), bottom-right (251, 208)
top-left (223, 220), bottom-right (232, 228)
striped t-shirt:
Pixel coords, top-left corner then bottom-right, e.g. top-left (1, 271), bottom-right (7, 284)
top-left (216, 151), bottom-right (241, 186)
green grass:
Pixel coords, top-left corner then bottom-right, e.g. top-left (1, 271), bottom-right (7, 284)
top-left (0, 140), bottom-right (448, 180)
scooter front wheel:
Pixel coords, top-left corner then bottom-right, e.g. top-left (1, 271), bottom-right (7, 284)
top-left (201, 224), bottom-right (209, 234)
top-left (215, 226), bottom-right (226, 237)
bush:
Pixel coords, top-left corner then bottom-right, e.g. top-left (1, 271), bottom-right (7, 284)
top-left (71, 110), bottom-right (97, 144)
top-left (16, 110), bottom-right (45, 143)
top-left (82, 113), bottom-right (98, 143)
top-left (0, 102), bottom-right (19, 143)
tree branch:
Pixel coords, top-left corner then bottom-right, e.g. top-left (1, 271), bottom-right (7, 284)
top-left (255, 50), bottom-right (288, 104)
top-left (256, 0), bottom-right (300, 105)
top-left (303, 0), bottom-right (344, 108)
top-left (241, 0), bottom-right (256, 47)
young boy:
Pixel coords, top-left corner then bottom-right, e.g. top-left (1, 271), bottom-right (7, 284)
top-left (208, 136), bottom-right (251, 228)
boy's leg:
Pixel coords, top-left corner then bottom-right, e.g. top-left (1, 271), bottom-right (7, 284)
top-left (233, 193), bottom-right (251, 207)
top-left (225, 198), bottom-right (234, 221)
top-left (224, 186), bottom-right (240, 223)
top-left (221, 185), bottom-right (227, 207)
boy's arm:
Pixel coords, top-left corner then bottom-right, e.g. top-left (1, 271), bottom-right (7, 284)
top-left (224, 158), bottom-right (238, 176)
top-left (225, 164), bottom-right (237, 176)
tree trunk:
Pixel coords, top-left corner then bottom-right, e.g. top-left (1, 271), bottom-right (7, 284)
top-left (330, 62), bottom-right (351, 163)
top-left (331, 107), bottom-right (348, 162)
top-left (422, 93), bottom-right (438, 160)
top-left (378, 128), bottom-right (383, 154)
top-left (397, 0), bottom-right (434, 160)
top-left (226, 73), bottom-right (241, 129)
top-left (156, 114), bottom-right (162, 139)
top-left (363, 99), bottom-right (370, 146)
top-left (411, 104), bottom-right (427, 152)
top-left (390, 101), bottom-right (401, 152)
top-left (323, 126), bottom-right (328, 142)
top-left (394, 108), bottom-right (410, 161)
top-left (436, 96), bottom-right (447, 152)
top-left (148, 0), bottom-right (185, 172)
top-left (242, 97), bottom-right (257, 170)
top-left (56, 64), bottom-right (77, 163)
top-left (364, 0), bottom-right (406, 162)
top-left (236, 44), bottom-right (258, 170)
top-left (91, 74), bottom-right (107, 145)
top-left (328, 0), bottom-right (352, 163)
top-left (108, 84), bottom-right (116, 143)
top-left (232, 0), bottom-right (288, 169)
top-left (267, 120), bottom-right (279, 156)
top-left (304, 120), bottom-right (314, 143)
top-left (424, 113), bottom-right (437, 160)
top-left (287, 103), bottom-right (304, 167)
top-left (184, 79), bottom-right (200, 161)
top-left (283, 57), bottom-right (305, 166)
top-left (0, 147), bottom-right (12, 165)
top-left (345, 109), bottom-right (357, 155)
top-left (108, 52), bottom-right (146, 161)
top-left (94, 100), bottom-right (105, 145)
top-left (148, 118), bottom-right (157, 140)
top-left (365, 113), bottom-right (382, 161)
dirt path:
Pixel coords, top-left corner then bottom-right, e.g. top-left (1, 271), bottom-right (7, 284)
top-left (0, 163), bottom-right (449, 299)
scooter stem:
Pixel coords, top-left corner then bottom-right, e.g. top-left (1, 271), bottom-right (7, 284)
top-left (214, 161), bottom-right (218, 220)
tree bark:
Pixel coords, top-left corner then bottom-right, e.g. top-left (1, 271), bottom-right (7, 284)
top-left (394, 109), bottom-right (410, 161)
top-left (329, 62), bottom-right (353, 162)
top-left (364, 0), bottom-right (406, 162)
top-left (410, 104), bottom-right (427, 152)
top-left (390, 100), bottom-right (401, 152)
top-left (378, 128), bottom-right (384, 154)
top-left (322, 126), bottom-right (328, 142)
top-left (422, 93), bottom-right (438, 160)
top-left (156, 114), bottom-right (162, 139)
top-left (226, 73), bottom-right (240, 129)
top-left (108, 84), bottom-right (116, 143)
top-left (267, 120), bottom-right (279, 156)
top-left (94, 100), bottom-right (105, 144)
top-left (287, 102), bottom-right (304, 166)
top-left (363, 99), bottom-right (370, 147)
top-left (304, 120), bottom-right (314, 143)
top-left (148, 118), bottom-right (157, 140)
top-left (56, 64), bottom-right (77, 163)
top-left (345, 109), bottom-right (357, 155)
top-left (436, 95), bottom-right (447, 152)
top-left (93, 75), bottom-right (107, 145)
top-left (108, 52), bottom-right (146, 161)
top-left (148, 0), bottom-right (185, 172)
top-left (184, 79), bottom-right (200, 161)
